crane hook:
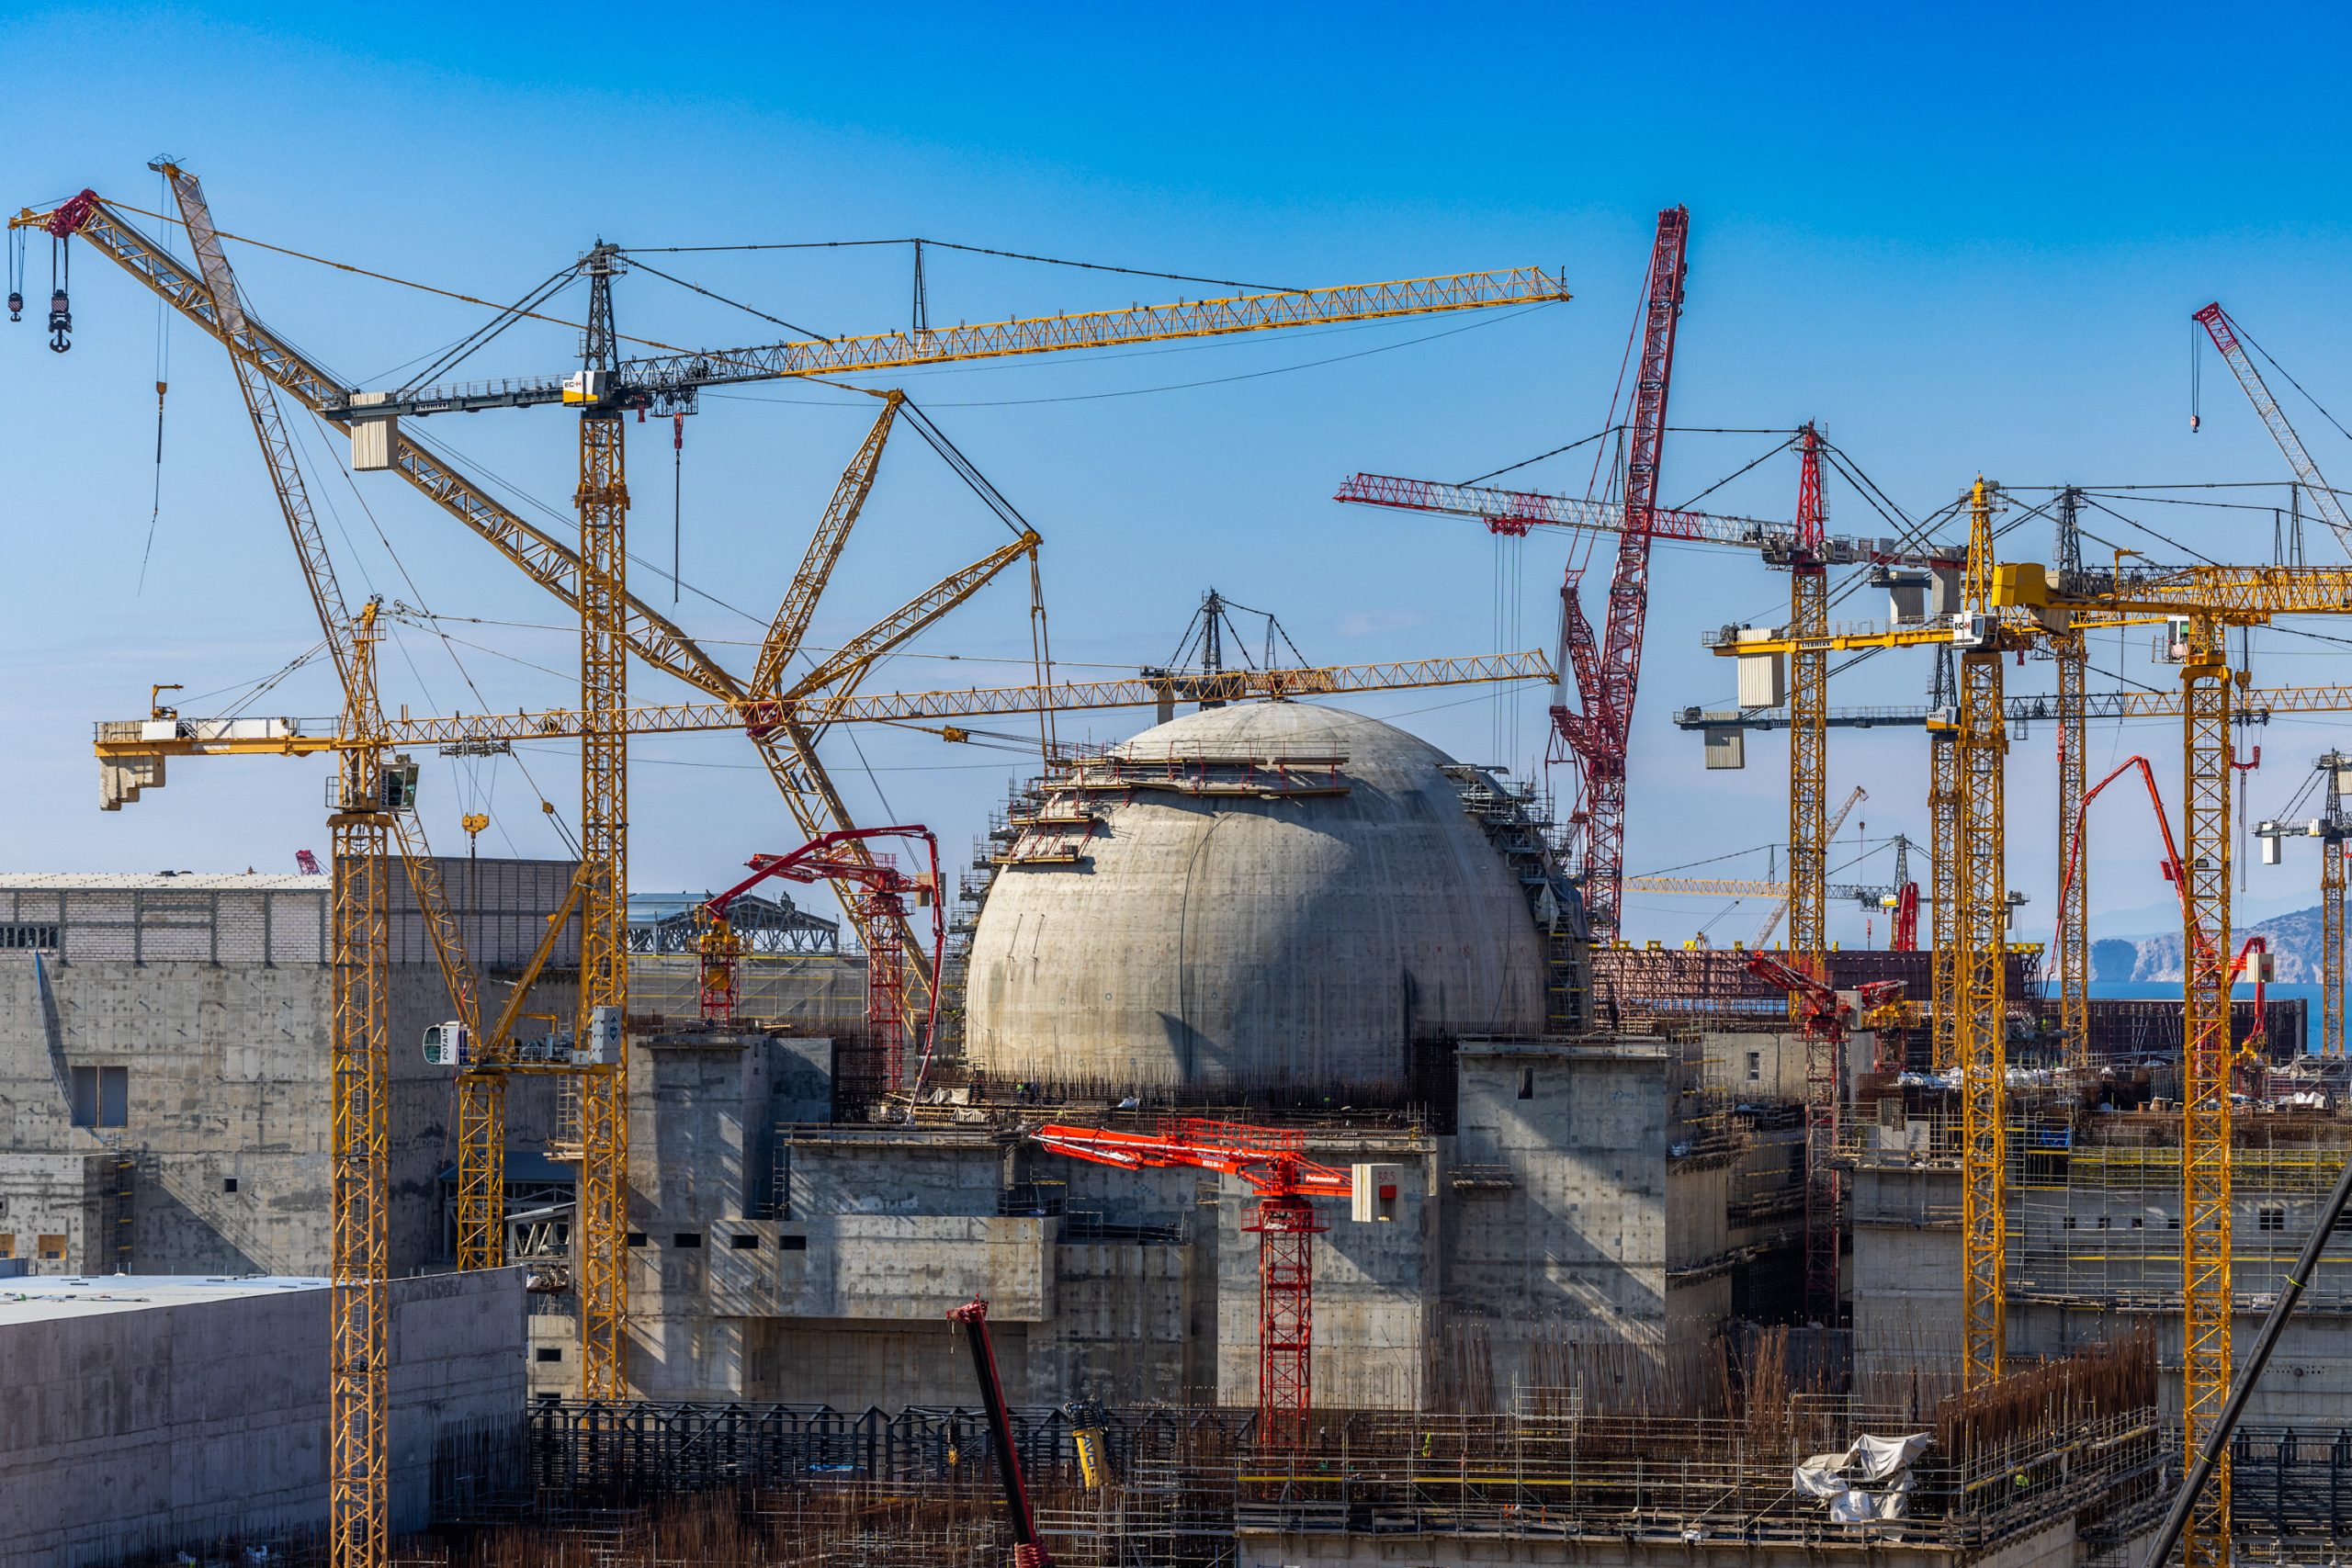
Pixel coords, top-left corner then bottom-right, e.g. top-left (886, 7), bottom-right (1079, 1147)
top-left (6, 291), bottom-right (19, 323)
top-left (47, 288), bottom-right (70, 353)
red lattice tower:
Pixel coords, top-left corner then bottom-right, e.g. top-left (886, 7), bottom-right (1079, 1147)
top-left (856, 885), bottom-right (909, 1092)
top-left (1246, 1191), bottom-right (1326, 1450)
top-left (1030, 1116), bottom-right (1352, 1450)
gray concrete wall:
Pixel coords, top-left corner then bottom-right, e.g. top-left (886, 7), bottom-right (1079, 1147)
top-left (1700, 1027), bottom-right (1809, 1101)
top-left (1438, 1041), bottom-right (1745, 1407)
top-left (1449, 1043), bottom-right (1673, 1327)
top-left (0, 859), bottom-right (580, 1280)
top-left (0, 1269), bottom-right (524, 1568)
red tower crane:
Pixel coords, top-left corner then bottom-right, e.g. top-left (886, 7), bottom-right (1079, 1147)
top-left (1030, 1119), bottom-right (1362, 1450)
top-left (696, 826), bottom-right (944, 1093)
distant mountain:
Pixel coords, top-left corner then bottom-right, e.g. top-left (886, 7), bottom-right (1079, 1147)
top-left (2092, 903), bottom-right (2327, 984)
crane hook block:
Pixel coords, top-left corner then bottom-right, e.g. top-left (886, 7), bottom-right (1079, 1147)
top-left (6, 291), bottom-right (20, 322)
top-left (47, 288), bottom-right (70, 353)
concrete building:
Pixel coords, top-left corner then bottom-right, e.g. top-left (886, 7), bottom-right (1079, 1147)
top-left (0, 1269), bottom-right (524, 1568)
top-left (534, 704), bottom-right (1804, 1414)
top-left (1852, 1100), bottom-right (2352, 1423)
top-left (0, 862), bottom-right (577, 1278)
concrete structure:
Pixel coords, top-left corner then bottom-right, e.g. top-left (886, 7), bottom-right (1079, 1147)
top-left (501, 705), bottom-right (1807, 1412)
top-left (0, 1269), bottom-right (525, 1567)
top-left (548, 1023), bottom-right (1784, 1412)
top-left (964, 704), bottom-right (1552, 1096)
top-left (1852, 1108), bottom-right (2352, 1423)
top-left (0, 863), bottom-right (577, 1278)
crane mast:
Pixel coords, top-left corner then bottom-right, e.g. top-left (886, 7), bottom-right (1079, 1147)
top-left (2052, 522), bottom-right (2090, 1067)
top-left (326, 608), bottom-right (392, 1568)
top-left (1784, 427), bottom-right (1832, 1328)
top-left (1928, 648), bottom-right (1961, 1071)
top-left (2313, 753), bottom-right (2346, 1064)
top-left (2177, 614), bottom-right (2236, 1568)
top-left (572, 246), bottom-right (633, 1398)
top-left (1953, 479), bottom-right (2012, 1392)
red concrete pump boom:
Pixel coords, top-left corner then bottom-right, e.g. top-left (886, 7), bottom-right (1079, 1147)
top-left (1031, 1119), bottom-right (1354, 1450)
top-left (946, 1297), bottom-right (1052, 1568)
top-left (697, 825), bottom-right (944, 1093)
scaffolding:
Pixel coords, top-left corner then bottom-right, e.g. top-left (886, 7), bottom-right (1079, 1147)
top-left (2007, 1114), bottom-right (2352, 1313)
top-left (380, 1345), bottom-right (2158, 1564)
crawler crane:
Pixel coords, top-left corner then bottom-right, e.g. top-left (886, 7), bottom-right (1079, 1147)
top-left (17, 165), bottom-right (1574, 1568)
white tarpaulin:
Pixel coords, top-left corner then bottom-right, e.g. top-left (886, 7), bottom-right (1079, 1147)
top-left (1793, 1432), bottom-right (1933, 1523)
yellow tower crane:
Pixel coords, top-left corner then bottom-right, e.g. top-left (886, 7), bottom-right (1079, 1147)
top-left (23, 166), bottom-right (1572, 1568)
top-left (1725, 543), bottom-right (2352, 1566)
top-left (1708, 479), bottom-right (2016, 1387)
top-left (19, 173), bottom-right (1574, 1421)
top-left (1950, 478), bottom-right (2014, 1391)
top-left (1987, 555), bottom-right (2352, 1567)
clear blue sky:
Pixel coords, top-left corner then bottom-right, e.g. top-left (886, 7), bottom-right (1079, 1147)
top-left (6, 3), bottom-right (2352, 948)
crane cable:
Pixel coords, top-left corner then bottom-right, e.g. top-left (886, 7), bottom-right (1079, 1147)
top-left (96, 197), bottom-right (708, 356)
top-left (285, 392), bottom-right (581, 855)
top-left (140, 164), bottom-right (171, 592)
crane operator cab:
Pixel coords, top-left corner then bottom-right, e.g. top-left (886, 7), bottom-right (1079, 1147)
top-left (575, 1005), bottom-right (622, 1066)
top-left (425, 1007), bottom-right (618, 1068)
top-left (324, 752), bottom-right (421, 815)
top-left (422, 1021), bottom-right (470, 1067)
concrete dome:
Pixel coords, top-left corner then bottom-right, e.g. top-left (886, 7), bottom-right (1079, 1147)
top-left (964, 702), bottom-right (1549, 1095)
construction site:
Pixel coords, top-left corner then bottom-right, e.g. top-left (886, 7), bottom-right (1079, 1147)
top-left (8, 148), bottom-right (2352, 1568)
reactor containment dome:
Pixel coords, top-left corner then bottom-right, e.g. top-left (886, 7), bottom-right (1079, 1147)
top-left (964, 702), bottom-right (1550, 1097)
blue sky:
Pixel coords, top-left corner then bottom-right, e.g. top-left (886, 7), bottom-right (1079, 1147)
top-left (6, 3), bottom-right (2352, 947)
